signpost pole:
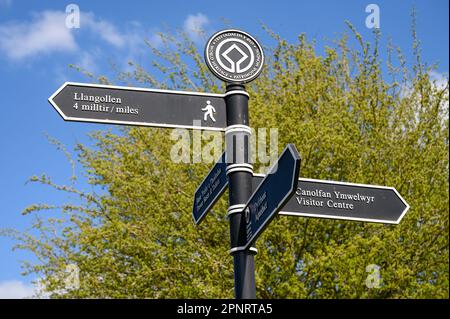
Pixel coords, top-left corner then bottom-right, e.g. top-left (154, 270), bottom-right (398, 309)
top-left (225, 83), bottom-right (256, 299)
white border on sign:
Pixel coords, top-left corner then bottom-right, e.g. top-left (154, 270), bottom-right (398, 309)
top-left (48, 82), bottom-right (231, 131)
top-left (253, 174), bottom-right (410, 225)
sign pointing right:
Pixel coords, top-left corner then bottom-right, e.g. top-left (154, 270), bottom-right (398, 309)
top-left (252, 175), bottom-right (409, 224)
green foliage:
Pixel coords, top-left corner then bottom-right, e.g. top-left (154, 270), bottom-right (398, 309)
top-left (4, 23), bottom-right (448, 298)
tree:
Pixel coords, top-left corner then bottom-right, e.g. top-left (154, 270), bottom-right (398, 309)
top-left (3, 22), bottom-right (448, 298)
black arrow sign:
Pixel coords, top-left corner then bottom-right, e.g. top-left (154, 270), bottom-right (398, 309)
top-left (242, 144), bottom-right (301, 250)
top-left (49, 82), bottom-right (227, 131)
top-left (252, 175), bottom-right (409, 224)
top-left (192, 152), bottom-right (228, 224)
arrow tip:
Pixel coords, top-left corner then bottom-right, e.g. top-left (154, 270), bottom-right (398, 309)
top-left (48, 82), bottom-right (71, 121)
top-left (393, 188), bottom-right (410, 224)
top-left (287, 143), bottom-right (301, 161)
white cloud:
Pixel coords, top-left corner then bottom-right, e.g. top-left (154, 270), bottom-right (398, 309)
top-left (82, 12), bottom-right (125, 48)
top-left (0, 279), bottom-right (49, 299)
top-left (0, 11), bottom-right (77, 60)
top-left (0, 280), bottom-right (36, 299)
top-left (147, 32), bottom-right (163, 48)
top-left (400, 70), bottom-right (449, 128)
top-left (183, 13), bottom-right (209, 42)
top-left (0, 10), bottom-right (127, 61)
top-left (429, 70), bottom-right (448, 91)
top-left (76, 50), bottom-right (100, 74)
top-left (0, 10), bottom-right (208, 69)
top-left (400, 70), bottom-right (448, 98)
top-left (430, 71), bottom-right (449, 119)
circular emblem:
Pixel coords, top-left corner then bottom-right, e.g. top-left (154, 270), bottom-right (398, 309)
top-left (204, 29), bottom-right (264, 83)
top-left (244, 207), bottom-right (251, 224)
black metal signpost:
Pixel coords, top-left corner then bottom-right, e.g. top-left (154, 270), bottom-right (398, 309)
top-left (49, 28), bottom-right (410, 300)
top-left (203, 29), bottom-right (266, 299)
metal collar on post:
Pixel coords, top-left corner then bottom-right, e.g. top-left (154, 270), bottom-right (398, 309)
top-left (226, 164), bottom-right (254, 175)
top-left (229, 246), bottom-right (258, 255)
top-left (224, 90), bottom-right (250, 98)
top-left (227, 204), bottom-right (246, 217)
top-left (225, 124), bottom-right (252, 135)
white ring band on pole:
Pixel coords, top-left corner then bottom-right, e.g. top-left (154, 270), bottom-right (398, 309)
top-left (228, 204), bottom-right (246, 213)
top-left (225, 124), bottom-right (252, 135)
top-left (224, 90), bottom-right (250, 98)
top-left (226, 163), bottom-right (253, 171)
top-left (227, 204), bottom-right (246, 217)
top-left (229, 246), bottom-right (258, 255)
top-left (226, 167), bottom-right (254, 175)
top-left (226, 164), bottom-right (253, 175)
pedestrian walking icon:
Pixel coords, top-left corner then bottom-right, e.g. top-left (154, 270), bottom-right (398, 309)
top-left (202, 100), bottom-right (216, 122)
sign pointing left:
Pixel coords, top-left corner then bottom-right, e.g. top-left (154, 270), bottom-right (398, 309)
top-left (49, 82), bottom-right (227, 131)
top-left (192, 152), bottom-right (228, 224)
top-left (242, 144), bottom-right (301, 250)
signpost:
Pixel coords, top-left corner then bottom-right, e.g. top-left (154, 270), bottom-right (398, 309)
top-left (192, 152), bottom-right (228, 224)
top-left (252, 175), bottom-right (409, 224)
top-left (242, 144), bottom-right (301, 250)
top-left (49, 82), bottom-right (227, 131)
top-left (204, 29), bottom-right (266, 299)
top-left (49, 28), bottom-right (410, 300)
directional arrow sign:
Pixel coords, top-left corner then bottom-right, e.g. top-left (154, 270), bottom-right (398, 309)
top-left (243, 144), bottom-right (301, 250)
top-left (252, 175), bottom-right (409, 224)
top-left (49, 82), bottom-right (227, 131)
top-left (192, 152), bottom-right (228, 224)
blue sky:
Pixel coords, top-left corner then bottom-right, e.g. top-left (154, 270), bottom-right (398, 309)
top-left (0, 0), bottom-right (448, 298)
